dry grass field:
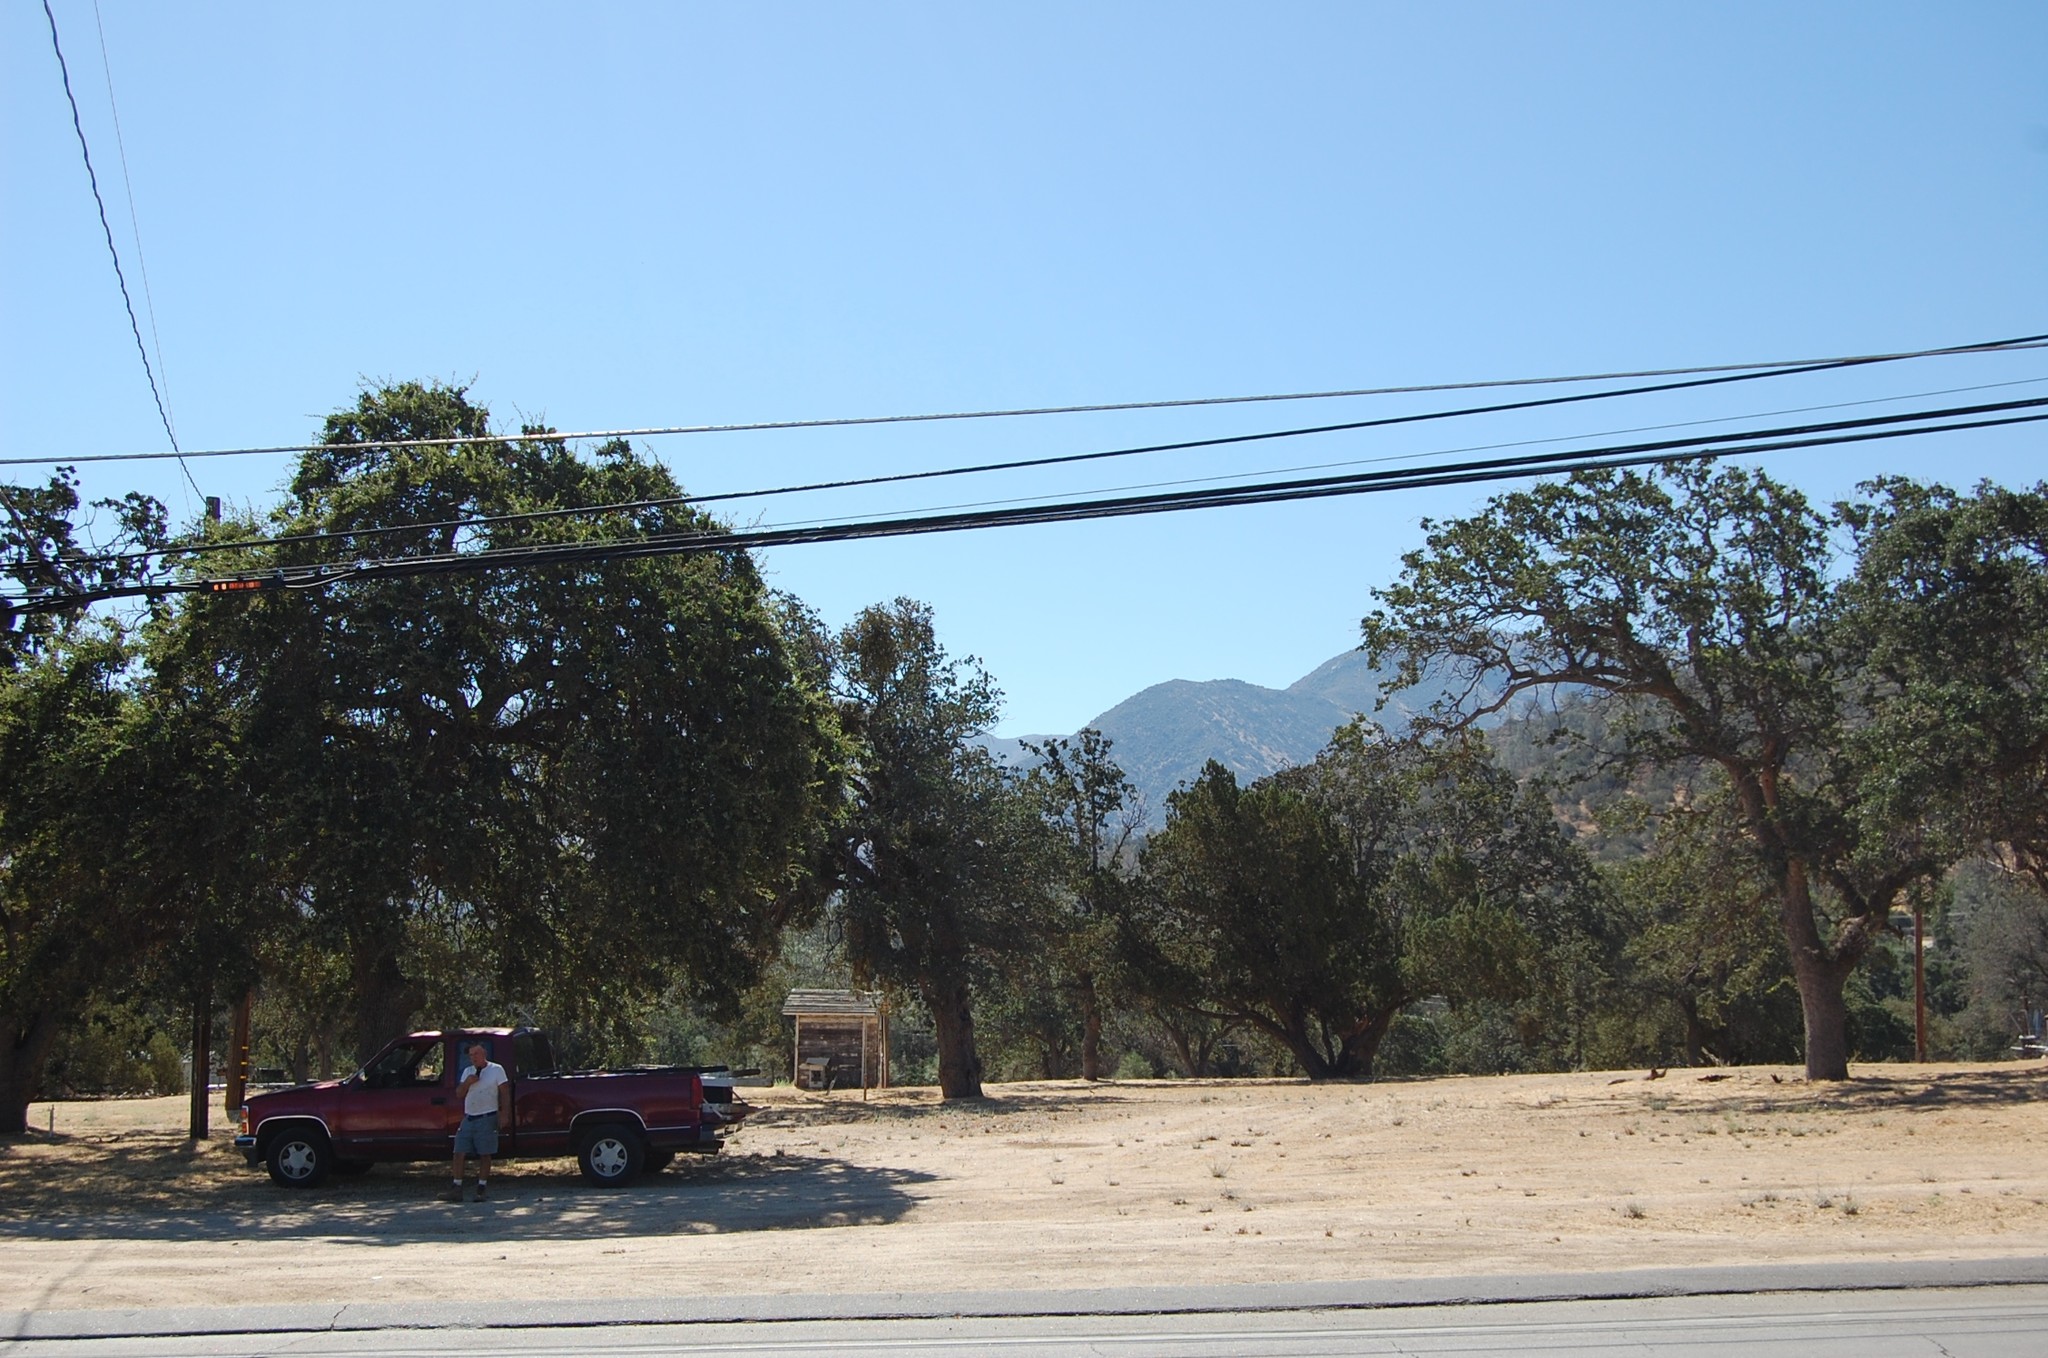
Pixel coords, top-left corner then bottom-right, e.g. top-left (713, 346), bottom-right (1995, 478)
top-left (2, 1062), bottom-right (2043, 1313)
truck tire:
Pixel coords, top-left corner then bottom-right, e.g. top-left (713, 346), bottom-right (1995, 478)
top-left (264, 1126), bottom-right (333, 1188)
top-left (576, 1124), bottom-right (645, 1187)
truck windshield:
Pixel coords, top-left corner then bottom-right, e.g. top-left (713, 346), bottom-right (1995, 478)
top-left (361, 1040), bottom-right (442, 1089)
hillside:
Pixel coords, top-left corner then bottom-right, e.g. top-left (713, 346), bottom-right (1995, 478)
top-left (1088, 678), bottom-right (1354, 819)
top-left (992, 647), bottom-right (1490, 822)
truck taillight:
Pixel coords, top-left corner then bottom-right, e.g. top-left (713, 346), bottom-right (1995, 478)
top-left (238, 1105), bottom-right (249, 1136)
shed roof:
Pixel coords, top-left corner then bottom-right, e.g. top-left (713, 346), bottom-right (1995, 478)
top-left (781, 988), bottom-right (882, 1018)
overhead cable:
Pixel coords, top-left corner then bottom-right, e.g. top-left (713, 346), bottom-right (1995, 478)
top-left (12, 400), bottom-right (2044, 612)
top-left (36, 354), bottom-right (2048, 575)
top-left (36, 0), bottom-right (196, 500)
top-left (307, 397), bottom-right (2048, 571)
top-left (89, 0), bottom-right (175, 447)
top-left (3, 331), bottom-right (2044, 468)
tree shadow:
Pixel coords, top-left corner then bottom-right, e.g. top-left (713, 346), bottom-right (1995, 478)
top-left (752, 1082), bottom-right (1151, 1130)
top-left (1597, 1065), bottom-right (2046, 1116)
top-left (0, 1149), bottom-right (931, 1246)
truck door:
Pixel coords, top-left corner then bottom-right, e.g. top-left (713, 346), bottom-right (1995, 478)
top-left (331, 1037), bottom-right (457, 1156)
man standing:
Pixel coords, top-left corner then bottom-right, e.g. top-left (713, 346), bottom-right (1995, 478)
top-left (451, 1041), bottom-right (510, 1202)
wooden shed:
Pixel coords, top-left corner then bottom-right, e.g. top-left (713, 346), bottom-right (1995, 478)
top-left (781, 988), bottom-right (889, 1091)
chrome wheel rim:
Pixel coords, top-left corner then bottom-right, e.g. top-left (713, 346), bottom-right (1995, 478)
top-left (589, 1137), bottom-right (630, 1178)
top-left (277, 1140), bottom-right (318, 1180)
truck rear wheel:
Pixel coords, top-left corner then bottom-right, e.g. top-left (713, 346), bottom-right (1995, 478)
top-left (264, 1127), bottom-right (333, 1188)
top-left (576, 1124), bottom-right (645, 1186)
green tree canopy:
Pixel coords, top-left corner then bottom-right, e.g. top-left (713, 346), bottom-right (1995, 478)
top-left (149, 381), bottom-right (840, 1063)
top-left (1019, 729), bottom-right (1142, 1080)
top-left (0, 630), bottom-right (143, 1131)
top-left (1361, 462), bottom-right (1995, 1079)
top-left (1843, 479), bottom-right (2048, 888)
top-left (827, 599), bottom-right (1045, 1100)
top-left (1131, 731), bottom-right (1596, 1080)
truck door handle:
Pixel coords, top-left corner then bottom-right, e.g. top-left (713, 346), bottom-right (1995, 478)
top-left (430, 1097), bottom-right (447, 1105)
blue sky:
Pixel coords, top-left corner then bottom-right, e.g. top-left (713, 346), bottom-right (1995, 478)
top-left (5, 3), bottom-right (2045, 734)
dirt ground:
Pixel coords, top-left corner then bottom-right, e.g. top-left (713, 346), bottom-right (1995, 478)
top-left (3, 1062), bottom-right (2043, 1314)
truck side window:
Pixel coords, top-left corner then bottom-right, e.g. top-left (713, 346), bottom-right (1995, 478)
top-left (514, 1032), bottom-right (547, 1078)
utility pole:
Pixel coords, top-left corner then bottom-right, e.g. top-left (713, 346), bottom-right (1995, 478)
top-left (1913, 897), bottom-right (1928, 1063)
top-left (224, 989), bottom-right (253, 1115)
top-left (187, 985), bottom-right (212, 1140)
top-left (188, 480), bottom-right (226, 1139)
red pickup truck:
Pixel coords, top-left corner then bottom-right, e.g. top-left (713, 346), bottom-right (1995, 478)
top-left (234, 1027), bottom-right (753, 1189)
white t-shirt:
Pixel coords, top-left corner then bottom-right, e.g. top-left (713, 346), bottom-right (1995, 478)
top-left (460, 1061), bottom-right (509, 1116)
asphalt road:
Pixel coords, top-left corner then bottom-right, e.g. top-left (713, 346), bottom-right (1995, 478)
top-left (7, 1264), bottom-right (2046, 1357)
top-left (7, 1286), bottom-right (2048, 1356)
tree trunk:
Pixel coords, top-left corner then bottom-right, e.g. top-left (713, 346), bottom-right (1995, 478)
top-left (1274, 1021), bottom-right (1340, 1080)
top-left (920, 971), bottom-right (983, 1100)
top-left (1679, 994), bottom-right (1707, 1069)
top-left (0, 1013), bottom-right (59, 1137)
top-left (1790, 954), bottom-right (1853, 1080)
top-left (1273, 1007), bottom-right (1396, 1081)
top-left (350, 930), bottom-right (422, 1067)
top-left (1160, 1015), bottom-right (1199, 1078)
top-left (1078, 972), bottom-right (1103, 1082)
top-left (1336, 1007), bottom-right (1399, 1081)
top-left (1776, 862), bottom-right (1856, 1081)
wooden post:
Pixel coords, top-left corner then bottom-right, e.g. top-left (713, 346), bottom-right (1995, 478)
top-left (187, 987), bottom-right (212, 1141)
top-left (792, 1015), bottom-right (801, 1089)
top-left (1914, 898), bottom-right (1928, 1062)
top-left (860, 1016), bottom-right (869, 1102)
top-left (224, 989), bottom-right (253, 1115)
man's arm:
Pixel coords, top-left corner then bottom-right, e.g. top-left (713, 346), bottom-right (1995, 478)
top-left (496, 1070), bottom-right (511, 1120)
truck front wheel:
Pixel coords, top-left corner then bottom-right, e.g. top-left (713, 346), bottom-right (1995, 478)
top-left (576, 1125), bottom-right (645, 1187)
top-left (264, 1127), bottom-right (333, 1188)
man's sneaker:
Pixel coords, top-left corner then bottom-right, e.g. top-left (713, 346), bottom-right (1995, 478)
top-left (446, 1182), bottom-right (466, 1203)
top-left (473, 1181), bottom-right (489, 1202)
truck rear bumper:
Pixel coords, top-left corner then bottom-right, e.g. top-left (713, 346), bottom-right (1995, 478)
top-left (648, 1124), bottom-right (725, 1154)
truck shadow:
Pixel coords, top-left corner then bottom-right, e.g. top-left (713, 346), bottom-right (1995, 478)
top-left (0, 1151), bottom-right (931, 1245)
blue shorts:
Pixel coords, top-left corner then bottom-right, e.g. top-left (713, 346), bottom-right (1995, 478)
top-left (454, 1113), bottom-right (500, 1156)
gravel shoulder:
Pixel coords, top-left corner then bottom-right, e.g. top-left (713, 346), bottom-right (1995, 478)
top-left (3, 1062), bottom-right (2042, 1312)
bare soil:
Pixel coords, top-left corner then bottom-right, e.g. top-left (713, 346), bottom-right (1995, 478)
top-left (3, 1062), bottom-right (2043, 1313)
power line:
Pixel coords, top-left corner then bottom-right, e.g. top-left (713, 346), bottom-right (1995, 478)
top-left (12, 399), bottom-right (2043, 611)
top-left (34, 350), bottom-right (2048, 575)
top-left (537, 410), bottom-right (2048, 564)
top-left (712, 376), bottom-right (2048, 533)
top-left (4, 332), bottom-right (2044, 469)
top-left (89, 0), bottom-right (175, 448)
top-left (36, 0), bottom-right (198, 501)
top-left (315, 398), bottom-right (2048, 574)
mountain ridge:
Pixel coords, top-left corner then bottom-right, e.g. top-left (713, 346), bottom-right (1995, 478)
top-left (988, 646), bottom-right (1474, 822)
